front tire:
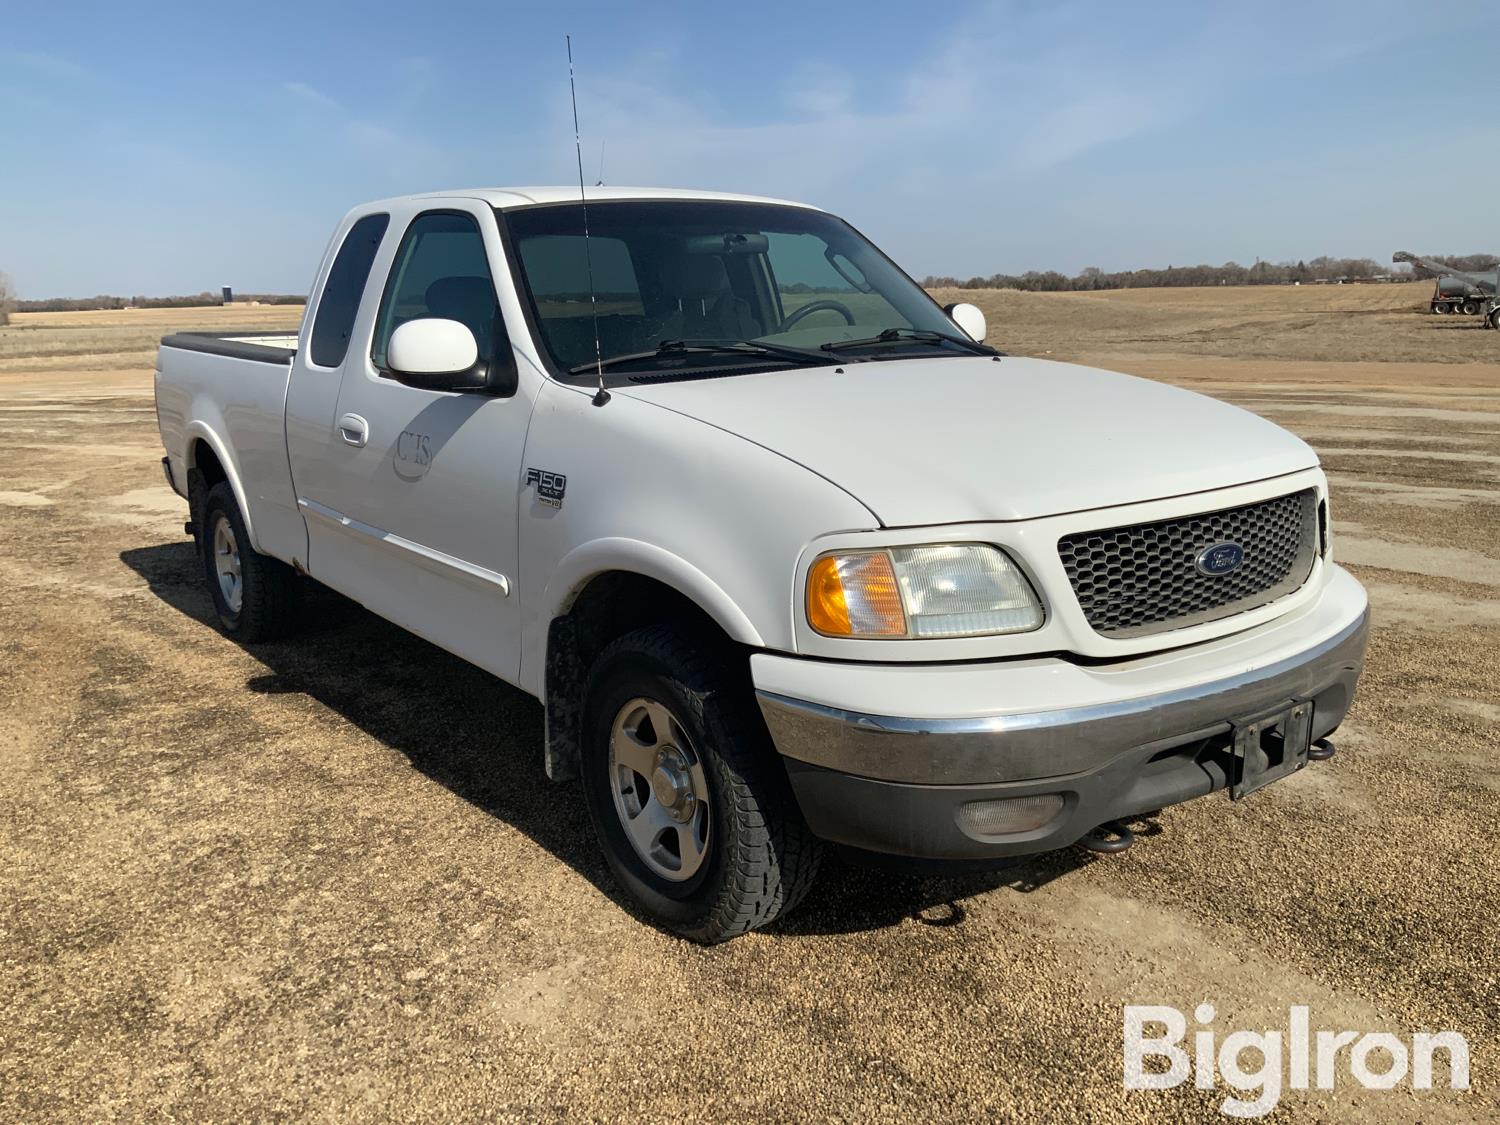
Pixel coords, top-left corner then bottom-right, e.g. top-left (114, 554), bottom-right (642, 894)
top-left (581, 626), bottom-right (822, 943)
top-left (200, 481), bottom-right (298, 642)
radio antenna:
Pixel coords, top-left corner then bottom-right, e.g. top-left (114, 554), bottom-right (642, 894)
top-left (567, 35), bottom-right (609, 406)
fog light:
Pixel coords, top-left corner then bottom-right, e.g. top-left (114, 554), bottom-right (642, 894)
top-left (955, 794), bottom-right (1065, 838)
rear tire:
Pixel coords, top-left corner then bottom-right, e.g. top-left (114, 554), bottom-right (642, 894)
top-left (1463, 300), bottom-right (1480, 316)
top-left (200, 481), bottom-right (298, 642)
top-left (580, 625), bottom-right (822, 943)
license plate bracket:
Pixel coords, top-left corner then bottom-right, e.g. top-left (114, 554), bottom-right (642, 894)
top-left (1230, 700), bottom-right (1313, 800)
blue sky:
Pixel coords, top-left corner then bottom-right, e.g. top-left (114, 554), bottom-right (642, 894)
top-left (3, 0), bottom-right (1498, 297)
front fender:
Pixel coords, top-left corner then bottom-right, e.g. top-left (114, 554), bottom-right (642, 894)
top-left (514, 382), bottom-right (879, 699)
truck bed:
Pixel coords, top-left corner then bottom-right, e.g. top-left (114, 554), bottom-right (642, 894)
top-left (160, 331), bottom-right (297, 364)
top-left (156, 330), bottom-right (305, 565)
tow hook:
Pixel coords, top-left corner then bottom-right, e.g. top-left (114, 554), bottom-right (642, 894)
top-left (1308, 737), bottom-right (1337, 762)
top-left (1078, 739), bottom-right (1337, 858)
top-left (1078, 821), bottom-right (1135, 854)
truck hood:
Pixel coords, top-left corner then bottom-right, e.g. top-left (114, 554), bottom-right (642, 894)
top-left (619, 355), bottom-right (1318, 525)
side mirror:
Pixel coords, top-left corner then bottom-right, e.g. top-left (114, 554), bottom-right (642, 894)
top-left (944, 302), bottom-right (987, 343)
top-left (387, 318), bottom-right (482, 391)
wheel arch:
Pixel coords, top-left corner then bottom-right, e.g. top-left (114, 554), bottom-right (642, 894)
top-left (534, 544), bottom-right (767, 782)
top-left (547, 538), bottom-right (764, 648)
top-left (184, 421), bottom-right (260, 551)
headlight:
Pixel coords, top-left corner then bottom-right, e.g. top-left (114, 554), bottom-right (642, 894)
top-left (806, 544), bottom-right (1043, 639)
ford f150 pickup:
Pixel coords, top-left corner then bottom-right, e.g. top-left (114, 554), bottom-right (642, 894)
top-left (155, 187), bottom-right (1368, 942)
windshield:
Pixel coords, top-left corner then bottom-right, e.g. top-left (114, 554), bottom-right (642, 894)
top-left (500, 200), bottom-right (975, 381)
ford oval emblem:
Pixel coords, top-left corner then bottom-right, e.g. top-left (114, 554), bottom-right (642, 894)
top-left (1196, 542), bottom-right (1245, 576)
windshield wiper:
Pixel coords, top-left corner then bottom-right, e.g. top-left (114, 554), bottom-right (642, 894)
top-left (820, 328), bottom-right (996, 357)
top-left (568, 338), bottom-right (839, 376)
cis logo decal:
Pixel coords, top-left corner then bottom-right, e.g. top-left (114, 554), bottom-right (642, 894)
top-left (394, 430), bottom-right (433, 480)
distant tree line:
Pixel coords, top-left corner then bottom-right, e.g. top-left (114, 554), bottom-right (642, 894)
top-left (924, 253), bottom-right (1500, 292)
top-left (5, 248), bottom-right (1499, 316)
top-left (14, 292), bottom-right (305, 313)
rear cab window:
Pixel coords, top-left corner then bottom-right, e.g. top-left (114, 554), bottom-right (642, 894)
top-left (309, 212), bottom-right (390, 368)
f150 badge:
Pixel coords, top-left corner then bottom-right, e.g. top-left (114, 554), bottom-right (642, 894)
top-left (526, 467), bottom-right (567, 508)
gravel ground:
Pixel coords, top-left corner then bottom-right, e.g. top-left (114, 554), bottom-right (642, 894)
top-left (1, 297), bottom-right (1496, 1120)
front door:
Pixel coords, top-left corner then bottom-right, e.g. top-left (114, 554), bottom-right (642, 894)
top-left (309, 204), bottom-right (534, 684)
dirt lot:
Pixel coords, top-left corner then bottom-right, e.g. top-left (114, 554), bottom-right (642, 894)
top-left (2, 287), bottom-right (1496, 1120)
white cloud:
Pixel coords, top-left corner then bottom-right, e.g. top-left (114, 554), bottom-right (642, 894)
top-left (283, 81), bottom-right (341, 112)
top-left (0, 49), bottom-right (84, 80)
top-left (346, 120), bottom-right (401, 149)
top-left (514, 0), bottom-right (1477, 280)
top-left (558, 1), bottom-right (1466, 216)
top-left (280, 78), bottom-right (440, 179)
top-left (1013, 89), bottom-right (1175, 172)
top-left (572, 6), bottom-right (1186, 203)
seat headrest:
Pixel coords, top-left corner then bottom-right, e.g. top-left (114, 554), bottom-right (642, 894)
top-left (662, 255), bottom-right (731, 300)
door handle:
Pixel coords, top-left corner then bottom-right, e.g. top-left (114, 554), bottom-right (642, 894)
top-left (337, 413), bottom-right (368, 448)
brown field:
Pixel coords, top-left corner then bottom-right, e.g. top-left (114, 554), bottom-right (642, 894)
top-left (2, 286), bottom-right (1497, 1121)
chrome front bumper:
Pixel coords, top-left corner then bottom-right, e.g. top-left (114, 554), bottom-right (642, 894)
top-left (754, 574), bottom-right (1369, 860)
top-left (758, 611), bottom-right (1368, 787)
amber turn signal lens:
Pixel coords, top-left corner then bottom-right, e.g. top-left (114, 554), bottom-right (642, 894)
top-left (807, 556), bottom-right (850, 635)
top-left (806, 552), bottom-right (906, 637)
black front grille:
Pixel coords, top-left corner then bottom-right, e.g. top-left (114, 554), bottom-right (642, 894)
top-left (1058, 489), bottom-right (1319, 637)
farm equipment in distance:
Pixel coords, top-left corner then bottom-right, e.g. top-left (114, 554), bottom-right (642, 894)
top-left (1393, 251), bottom-right (1499, 325)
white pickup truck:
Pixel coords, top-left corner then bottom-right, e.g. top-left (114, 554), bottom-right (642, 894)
top-left (155, 187), bottom-right (1368, 941)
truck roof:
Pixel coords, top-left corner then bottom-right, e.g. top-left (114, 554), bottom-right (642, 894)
top-left (361, 186), bottom-right (820, 211)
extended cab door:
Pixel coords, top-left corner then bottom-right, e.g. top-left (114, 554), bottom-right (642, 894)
top-left (289, 202), bottom-right (537, 684)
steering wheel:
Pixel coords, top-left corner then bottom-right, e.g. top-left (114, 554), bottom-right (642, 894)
top-left (778, 299), bottom-right (856, 332)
